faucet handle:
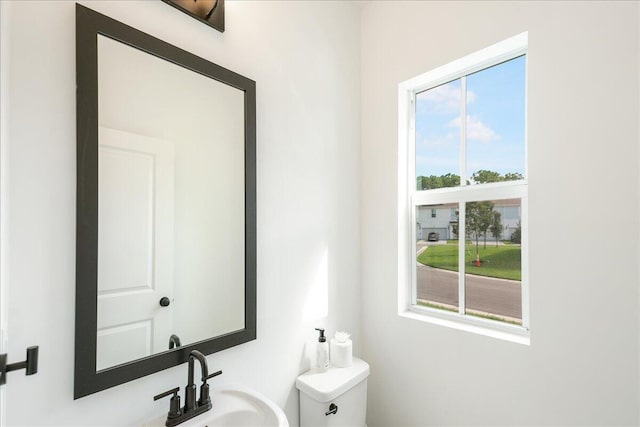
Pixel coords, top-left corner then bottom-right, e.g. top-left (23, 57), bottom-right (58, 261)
top-left (199, 370), bottom-right (222, 407)
top-left (154, 387), bottom-right (182, 420)
top-left (206, 370), bottom-right (222, 381)
top-left (154, 386), bottom-right (180, 401)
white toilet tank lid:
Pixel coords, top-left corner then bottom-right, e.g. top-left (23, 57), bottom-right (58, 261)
top-left (295, 357), bottom-right (369, 403)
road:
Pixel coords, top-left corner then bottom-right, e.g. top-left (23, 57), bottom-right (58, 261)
top-left (416, 264), bottom-right (522, 320)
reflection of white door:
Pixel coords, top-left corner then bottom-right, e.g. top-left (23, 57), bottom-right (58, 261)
top-left (96, 127), bottom-right (174, 371)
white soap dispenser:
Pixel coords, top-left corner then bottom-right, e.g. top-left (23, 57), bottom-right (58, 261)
top-left (314, 328), bottom-right (329, 372)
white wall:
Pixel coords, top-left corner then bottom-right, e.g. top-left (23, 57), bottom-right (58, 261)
top-left (360, 1), bottom-right (639, 425)
top-left (2, 1), bottom-right (361, 425)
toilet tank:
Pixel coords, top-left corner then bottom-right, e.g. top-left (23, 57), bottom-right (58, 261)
top-left (296, 357), bottom-right (369, 427)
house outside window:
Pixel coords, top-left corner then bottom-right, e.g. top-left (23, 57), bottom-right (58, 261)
top-left (398, 33), bottom-right (529, 343)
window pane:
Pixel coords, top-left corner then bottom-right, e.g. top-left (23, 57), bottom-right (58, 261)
top-left (466, 56), bottom-right (526, 184)
top-left (416, 203), bottom-right (459, 312)
top-left (464, 198), bottom-right (521, 325)
top-left (415, 80), bottom-right (461, 190)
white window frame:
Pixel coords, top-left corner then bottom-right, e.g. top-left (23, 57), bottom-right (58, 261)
top-left (397, 33), bottom-right (529, 345)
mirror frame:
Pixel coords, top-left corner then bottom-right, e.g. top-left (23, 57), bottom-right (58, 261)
top-left (74, 4), bottom-right (256, 399)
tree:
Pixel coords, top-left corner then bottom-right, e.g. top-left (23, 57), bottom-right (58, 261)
top-left (417, 173), bottom-right (460, 190)
top-left (471, 169), bottom-right (502, 183)
top-left (489, 211), bottom-right (502, 247)
top-left (466, 201), bottom-right (494, 255)
top-left (503, 172), bottom-right (524, 181)
top-left (511, 221), bottom-right (522, 244)
top-left (451, 209), bottom-right (460, 239)
top-left (471, 169), bottom-right (524, 184)
top-left (418, 170), bottom-right (523, 190)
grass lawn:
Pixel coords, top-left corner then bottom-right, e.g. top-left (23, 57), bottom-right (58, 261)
top-left (417, 242), bottom-right (521, 281)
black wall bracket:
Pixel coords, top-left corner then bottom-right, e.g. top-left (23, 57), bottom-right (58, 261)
top-left (0, 346), bottom-right (38, 385)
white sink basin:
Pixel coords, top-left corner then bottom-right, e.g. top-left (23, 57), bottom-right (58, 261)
top-left (145, 384), bottom-right (289, 427)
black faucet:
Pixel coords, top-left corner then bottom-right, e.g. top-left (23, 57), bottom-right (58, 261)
top-left (185, 350), bottom-right (209, 412)
top-left (154, 350), bottom-right (223, 427)
top-left (168, 334), bottom-right (181, 349)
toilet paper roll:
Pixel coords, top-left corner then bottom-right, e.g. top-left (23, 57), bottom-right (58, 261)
top-left (330, 338), bottom-right (352, 368)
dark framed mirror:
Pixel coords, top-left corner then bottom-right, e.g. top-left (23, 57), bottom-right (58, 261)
top-left (75, 4), bottom-right (256, 399)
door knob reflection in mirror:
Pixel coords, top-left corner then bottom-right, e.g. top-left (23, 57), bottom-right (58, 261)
top-left (159, 297), bottom-right (171, 307)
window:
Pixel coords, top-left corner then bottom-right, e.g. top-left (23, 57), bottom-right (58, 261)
top-left (398, 33), bottom-right (529, 343)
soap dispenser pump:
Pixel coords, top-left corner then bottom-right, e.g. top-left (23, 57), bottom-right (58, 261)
top-left (315, 328), bottom-right (329, 372)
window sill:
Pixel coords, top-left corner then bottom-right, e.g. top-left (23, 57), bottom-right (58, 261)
top-left (400, 305), bottom-right (530, 345)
